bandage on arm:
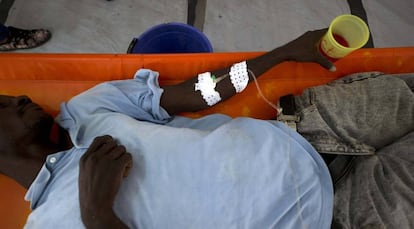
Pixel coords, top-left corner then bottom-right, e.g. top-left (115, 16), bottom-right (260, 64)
top-left (160, 47), bottom-right (290, 115)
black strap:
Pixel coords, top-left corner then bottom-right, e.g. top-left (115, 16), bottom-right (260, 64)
top-left (0, 0), bottom-right (15, 24)
top-left (187, 0), bottom-right (207, 31)
top-left (279, 94), bottom-right (296, 115)
top-left (329, 155), bottom-right (356, 186)
top-left (346, 0), bottom-right (374, 48)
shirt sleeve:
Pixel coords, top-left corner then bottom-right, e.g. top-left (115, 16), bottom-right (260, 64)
top-left (56, 69), bottom-right (171, 127)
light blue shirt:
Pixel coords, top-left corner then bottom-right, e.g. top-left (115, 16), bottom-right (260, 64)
top-left (24, 69), bottom-right (333, 229)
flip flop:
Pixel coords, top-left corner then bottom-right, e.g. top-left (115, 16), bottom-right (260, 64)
top-left (0, 26), bottom-right (52, 51)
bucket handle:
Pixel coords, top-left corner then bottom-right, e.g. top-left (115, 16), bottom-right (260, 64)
top-left (126, 38), bottom-right (139, 54)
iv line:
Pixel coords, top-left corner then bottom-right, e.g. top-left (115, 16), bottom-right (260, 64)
top-left (248, 70), bottom-right (308, 229)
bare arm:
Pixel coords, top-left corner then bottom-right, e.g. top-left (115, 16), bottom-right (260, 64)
top-left (160, 29), bottom-right (334, 115)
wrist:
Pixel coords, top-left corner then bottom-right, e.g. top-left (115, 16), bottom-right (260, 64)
top-left (272, 45), bottom-right (295, 61)
top-left (246, 46), bottom-right (288, 77)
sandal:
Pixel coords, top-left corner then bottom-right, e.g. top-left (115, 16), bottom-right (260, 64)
top-left (0, 26), bottom-right (52, 51)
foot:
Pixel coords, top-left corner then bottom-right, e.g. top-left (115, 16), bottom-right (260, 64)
top-left (0, 26), bottom-right (51, 51)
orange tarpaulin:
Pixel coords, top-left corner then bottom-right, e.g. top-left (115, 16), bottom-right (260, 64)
top-left (1, 48), bottom-right (413, 228)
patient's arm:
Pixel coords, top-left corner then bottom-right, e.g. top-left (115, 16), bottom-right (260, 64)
top-left (160, 29), bottom-right (335, 115)
top-left (78, 135), bottom-right (133, 229)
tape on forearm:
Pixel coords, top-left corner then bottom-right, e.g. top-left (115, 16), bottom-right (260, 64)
top-left (194, 72), bottom-right (222, 106)
top-left (229, 61), bottom-right (249, 93)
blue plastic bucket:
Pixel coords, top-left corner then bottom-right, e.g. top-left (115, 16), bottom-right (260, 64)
top-left (127, 22), bottom-right (213, 54)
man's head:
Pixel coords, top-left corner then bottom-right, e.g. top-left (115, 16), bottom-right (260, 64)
top-left (0, 95), bottom-right (54, 157)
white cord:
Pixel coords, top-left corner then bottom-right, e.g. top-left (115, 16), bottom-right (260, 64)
top-left (247, 70), bottom-right (280, 111)
top-left (248, 69), bottom-right (307, 229)
top-left (287, 126), bottom-right (308, 229)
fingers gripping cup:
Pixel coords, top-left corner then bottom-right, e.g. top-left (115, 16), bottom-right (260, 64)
top-left (320, 14), bottom-right (370, 59)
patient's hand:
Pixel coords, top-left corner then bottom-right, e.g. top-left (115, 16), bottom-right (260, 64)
top-left (281, 28), bottom-right (336, 71)
top-left (78, 135), bottom-right (132, 229)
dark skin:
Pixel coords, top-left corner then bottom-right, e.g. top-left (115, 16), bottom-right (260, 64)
top-left (161, 29), bottom-right (335, 114)
top-left (79, 135), bottom-right (132, 229)
top-left (0, 29), bottom-right (333, 229)
top-left (0, 95), bottom-right (73, 188)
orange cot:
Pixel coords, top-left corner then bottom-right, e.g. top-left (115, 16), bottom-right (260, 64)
top-left (0, 48), bottom-right (414, 228)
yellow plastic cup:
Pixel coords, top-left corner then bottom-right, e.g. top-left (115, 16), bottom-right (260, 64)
top-left (320, 14), bottom-right (370, 59)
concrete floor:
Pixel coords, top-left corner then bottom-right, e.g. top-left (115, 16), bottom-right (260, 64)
top-left (1, 0), bottom-right (414, 53)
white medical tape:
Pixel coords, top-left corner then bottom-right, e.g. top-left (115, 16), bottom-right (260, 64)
top-left (194, 72), bottom-right (222, 106)
top-left (229, 61), bottom-right (249, 93)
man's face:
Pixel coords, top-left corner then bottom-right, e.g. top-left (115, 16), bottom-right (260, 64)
top-left (0, 95), bottom-right (54, 150)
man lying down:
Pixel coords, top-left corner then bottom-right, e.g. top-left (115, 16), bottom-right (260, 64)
top-left (0, 29), bottom-right (413, 229)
